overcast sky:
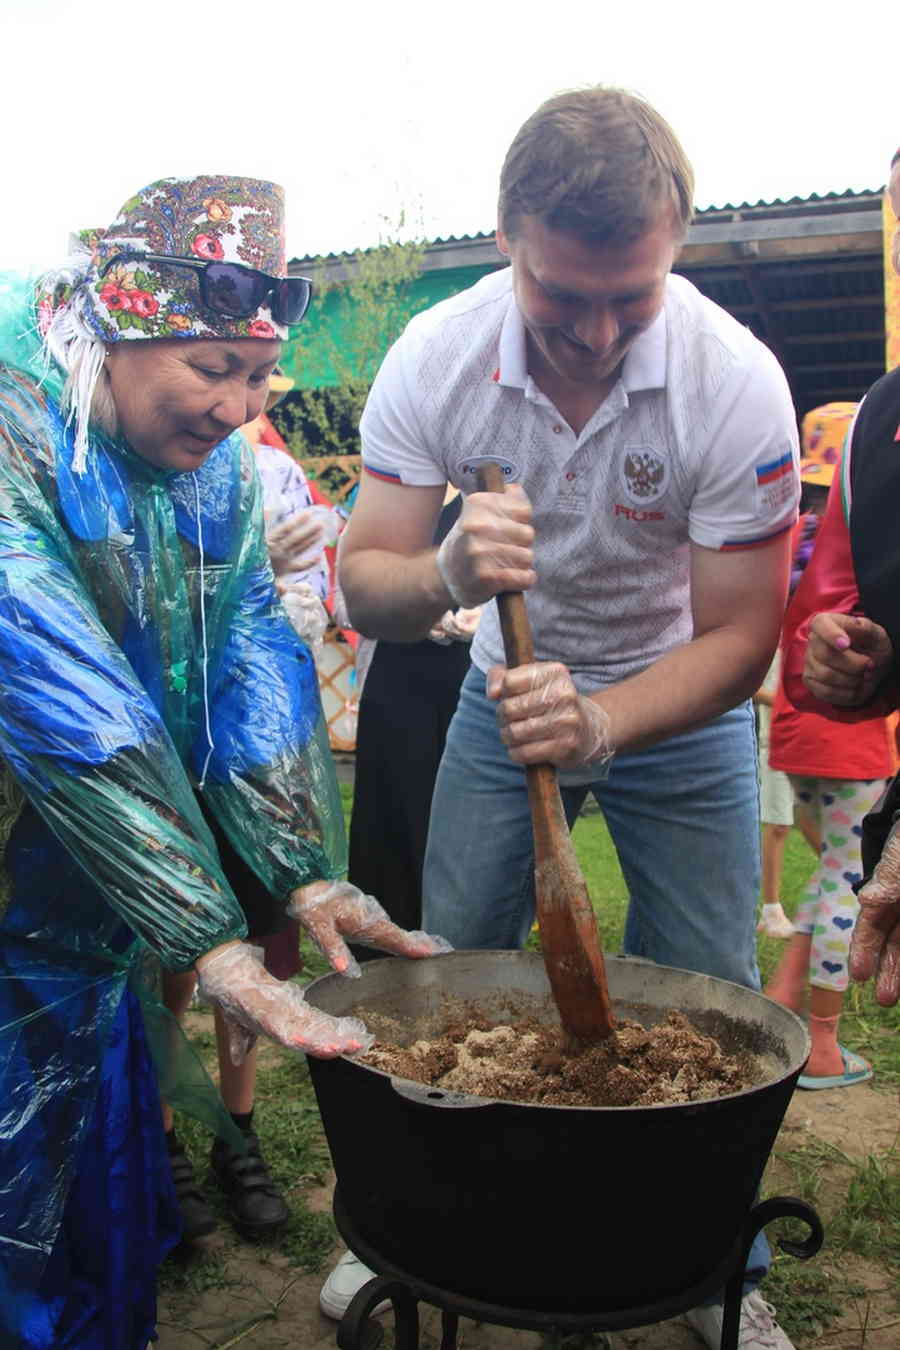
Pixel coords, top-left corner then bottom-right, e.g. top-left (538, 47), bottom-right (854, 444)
top-left (1, 0), bottom-right (894, 269)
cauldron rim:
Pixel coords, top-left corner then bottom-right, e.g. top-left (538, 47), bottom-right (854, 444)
top-left (305, 949), bottom-right (810, 1114)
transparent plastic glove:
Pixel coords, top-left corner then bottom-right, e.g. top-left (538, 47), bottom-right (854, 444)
top-left (196, 941), bottom-right (374, 1062)
top-left (434, 486), bottom-right (535, 608)
top-left (428, 606), bottom-right (482, 645)
top-left (487, 661), bottom-right (615, 774)
top-left (307, 502), bottom-right (342, 548)
top-left (266, 508), bottom-right (327, 579)
top-left (803, 613), bottom-right (893, 707)
top-left (279, 581), bottom-right (329, 651)
top-left (850, 827), bottom-right (900, 1005)
top-left (332, 583), bottom-right (352, 631)
top-left (287, 879), bottom-right (453, 979)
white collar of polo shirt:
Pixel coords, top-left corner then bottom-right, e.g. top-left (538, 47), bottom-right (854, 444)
top-left (621, 303), bottom-right (667, 394)
top-left (494, 292), bottom-right (529, 390)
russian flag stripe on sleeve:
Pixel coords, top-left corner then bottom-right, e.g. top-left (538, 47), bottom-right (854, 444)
top-left (755, 451), bottom-right (794, 486)
top-left (720, 521), bottom-right (794, 552)
top-left (364, 464), bottom-right (403, 484)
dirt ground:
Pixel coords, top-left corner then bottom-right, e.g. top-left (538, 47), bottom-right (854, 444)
top-left (156, 1082), bottom-right (898, 1350)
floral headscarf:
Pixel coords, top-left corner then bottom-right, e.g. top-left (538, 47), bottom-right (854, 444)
top-left (39, 175), bottom-right (289, 345)
top-left (35, 175), bottom-right (290, 472)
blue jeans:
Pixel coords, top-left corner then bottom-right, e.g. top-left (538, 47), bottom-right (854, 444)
top-left (423, 665), bottom-right (769, 1290)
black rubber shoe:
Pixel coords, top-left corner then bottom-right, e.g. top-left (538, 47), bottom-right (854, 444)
top-left (168, 1139), bottom-right (217, 1241)
top-left (210, 1129), bottom-right (289, 1239)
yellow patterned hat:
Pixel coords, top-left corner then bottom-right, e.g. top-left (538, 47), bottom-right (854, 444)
top-left (800, 402), bottom-right (857, 487)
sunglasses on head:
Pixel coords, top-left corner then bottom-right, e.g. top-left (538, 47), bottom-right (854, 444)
top-left (99, 252), bottom-right (312, 326)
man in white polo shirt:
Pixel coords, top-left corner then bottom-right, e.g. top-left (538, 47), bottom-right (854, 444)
top-left (336, 87), bottom-right (799, 1346)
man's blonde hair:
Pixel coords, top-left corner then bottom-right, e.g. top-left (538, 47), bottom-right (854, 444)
top-left (499, 86), bottom-right (695, 245)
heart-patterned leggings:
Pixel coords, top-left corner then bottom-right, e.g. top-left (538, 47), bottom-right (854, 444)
top-left (788, 775), bottom-right (893, 991)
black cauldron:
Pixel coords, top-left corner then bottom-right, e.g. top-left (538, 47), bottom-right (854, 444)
top-left (304, 951), bottom-right (808, 1315)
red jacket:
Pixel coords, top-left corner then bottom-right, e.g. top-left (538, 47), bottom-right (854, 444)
top-left (768, 467), bottom-right (899, 780)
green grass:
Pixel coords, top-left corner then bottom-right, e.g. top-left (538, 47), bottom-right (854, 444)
top-left (763, 1136), bottom-right (900, 1341)
top-left (759, 1261), bottom-right (867, 1343)
top-left (768, 1139), bottom-right (900, 1277)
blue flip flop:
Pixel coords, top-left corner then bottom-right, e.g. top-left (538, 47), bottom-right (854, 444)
top-left (797, 1044), bottom-right (873, 1090)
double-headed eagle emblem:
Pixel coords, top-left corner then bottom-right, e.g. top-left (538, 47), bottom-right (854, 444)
top-left (623, 451), bottom-right (665, 500)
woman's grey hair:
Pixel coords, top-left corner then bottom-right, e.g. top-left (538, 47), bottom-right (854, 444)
top-left (39, 253), bottom-right (118, 471)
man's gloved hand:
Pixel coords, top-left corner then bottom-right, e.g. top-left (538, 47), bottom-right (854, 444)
top-left (803, 613), bottom-right (893, 706)
top-left (486, 661), bottom-right (615, 772)
top-left (435, 486), bottom-right (535, 608)
top-left (287, 879), bottom-right (453, 978)
top-left (850, 826), bottom-right (900, 1006)
top-left (196, 941), bottom-right (374, 1063)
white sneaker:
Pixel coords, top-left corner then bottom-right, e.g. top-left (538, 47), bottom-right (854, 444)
top-left (319, 1249), bottom-right (390, 1320)
top-left (686, 1290), bottom-right (794, 1350)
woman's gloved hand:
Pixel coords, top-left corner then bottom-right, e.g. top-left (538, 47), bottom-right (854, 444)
top-left (196, 941), bottom-right (374, 1063)
top-left (287, 879), bottom-right (453, 978)
top-left (850, 827), bottom-right (900, 1006)
top-left (278, 581), bottom-right (329, 650)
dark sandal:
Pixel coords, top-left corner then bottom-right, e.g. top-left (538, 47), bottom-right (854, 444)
top-left (168, 1140), bottom-right (217, 1240)
top-left (210, 1130), bottom-right (289, 1239)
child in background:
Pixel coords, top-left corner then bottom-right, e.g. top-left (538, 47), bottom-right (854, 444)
top-left (244, 370), bottom-right (341, 629)
top-left (767, 405), bottom-right (897, 1088)
top-left (754, 411), bottom-right (843, 937)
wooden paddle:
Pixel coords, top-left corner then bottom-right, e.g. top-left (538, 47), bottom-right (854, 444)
top-left (476, 463), bottom-right (616, 1043)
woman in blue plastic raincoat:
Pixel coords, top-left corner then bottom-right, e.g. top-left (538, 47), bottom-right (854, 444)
top-left (0, 174), bottom-right (446, 1350)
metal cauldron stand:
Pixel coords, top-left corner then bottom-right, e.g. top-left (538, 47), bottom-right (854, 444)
top-left (333, 1187), bottom-right (823, 1350)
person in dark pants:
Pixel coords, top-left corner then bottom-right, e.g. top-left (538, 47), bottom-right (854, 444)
top-left (349, 634), bottom-right (471, 932)
top-left (348, 495), bottom-right (474, 936)
top-left (320, 494), bottom-right (477, 1318)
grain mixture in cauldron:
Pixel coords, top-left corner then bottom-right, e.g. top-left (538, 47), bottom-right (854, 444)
top-left (361, 1009), bottom-right (758, 1106)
